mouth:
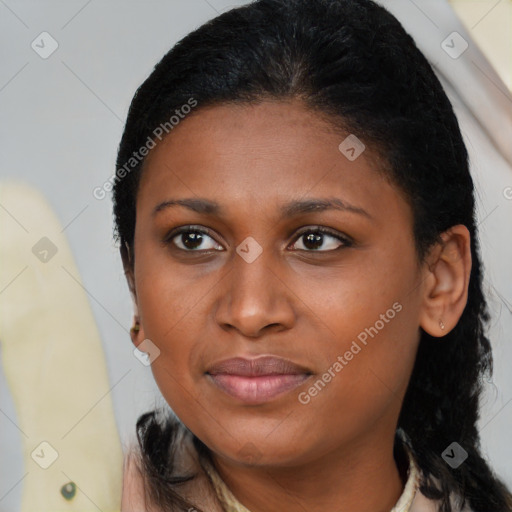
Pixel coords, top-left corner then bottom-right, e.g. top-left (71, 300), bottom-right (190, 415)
top-left (205, 356), bottom-right (312, 404)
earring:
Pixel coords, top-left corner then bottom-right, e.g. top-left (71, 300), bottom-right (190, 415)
top-left (130, 321), bottom-right (140, 334)
top-left (439, 319), bottom-right (445, 330)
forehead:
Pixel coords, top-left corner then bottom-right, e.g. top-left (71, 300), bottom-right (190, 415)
top-left (137, 99), bottom-right (409, 225)
top-left (143, 99), bottom-right (348, 167)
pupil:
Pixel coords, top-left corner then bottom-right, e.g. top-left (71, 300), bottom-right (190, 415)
top-left (183, 232), bottom-right (203, 249)
top-left (304, 232), bottom-right (322, 250)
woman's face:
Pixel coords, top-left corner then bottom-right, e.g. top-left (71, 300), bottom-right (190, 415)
top-left (131, 99), bottom-right (427, 467)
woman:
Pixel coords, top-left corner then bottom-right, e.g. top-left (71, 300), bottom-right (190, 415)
top-left (113, 0), bottom-right (512, 510)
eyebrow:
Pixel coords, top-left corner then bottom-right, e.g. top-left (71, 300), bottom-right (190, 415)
top-left (152, 197), bottom-right (372, 219)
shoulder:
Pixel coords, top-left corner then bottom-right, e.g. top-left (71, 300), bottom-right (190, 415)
top-left (121, 448), bottom-right (153, 512)
top-left (402, 444), bottom-right (474, 512)
top-left (410, 480), bottom-right (475, 512)
top-left (411, 489), bottom-right (475, 512)
top-left (121, 431), bottom-right (224, 512)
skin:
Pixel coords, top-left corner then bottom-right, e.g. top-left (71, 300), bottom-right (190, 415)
top-left (124, 98), bottom-right (471, 512)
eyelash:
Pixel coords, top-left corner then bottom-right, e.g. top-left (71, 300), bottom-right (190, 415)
top-left (163, 225), bottom-right (353, 253)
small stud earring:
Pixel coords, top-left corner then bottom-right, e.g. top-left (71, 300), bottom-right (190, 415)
top-left (131, 321), bottom-right (140, 334)
top-left (439, 319), bottom-right (445, 330)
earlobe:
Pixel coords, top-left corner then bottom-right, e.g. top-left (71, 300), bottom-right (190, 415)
top-left (128, 303), bottom-right (146, 349)
top-left (129, 316), bottom-right (142, 347)
top-left (419, 225), bottom-right (472, 338)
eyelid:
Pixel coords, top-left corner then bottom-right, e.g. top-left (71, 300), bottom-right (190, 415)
top-left (163, 224), bottom-right (214, 240)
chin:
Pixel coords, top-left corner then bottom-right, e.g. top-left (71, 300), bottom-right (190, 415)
top-left (215, 435), bottom-right (313, 468)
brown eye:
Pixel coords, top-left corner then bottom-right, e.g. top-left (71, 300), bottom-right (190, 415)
top-left (165, 226), bottom-right (223, 252)
top-left (291, 227), bottom-right (352, 252)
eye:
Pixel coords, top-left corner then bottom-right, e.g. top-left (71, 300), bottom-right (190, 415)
top-left (164, 226), bottom-right (223, 252)
top-left (290, 227), bottom-right (352, 252)
top-left (164, 225), bottom-right (352, 253)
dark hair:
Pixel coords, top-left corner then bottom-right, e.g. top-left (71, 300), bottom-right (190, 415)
top-left (113, 0), bottom-right (512, 510)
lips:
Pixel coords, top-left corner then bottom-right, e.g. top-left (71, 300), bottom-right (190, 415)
top-left (206, 356), bottom-right (312, 404)
top-left (207, 356), bottom-right (310, 376)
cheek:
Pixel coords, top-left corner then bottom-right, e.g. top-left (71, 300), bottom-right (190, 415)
top-left (145, 320), bottom-right (206, 429)
top-left (291, 246), bottom-right (415, 346)
top-left (289, 250), bottom-right (420, 408)
top-left (291, 307), bottom-right (418, 452)
top-left (135, 250), bottom-right (209, 343)
top-left (135, 267), bottom-right (201, 398)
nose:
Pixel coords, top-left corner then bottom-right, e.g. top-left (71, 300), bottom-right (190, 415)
top-left (214, 245), bottom-right (296, 338)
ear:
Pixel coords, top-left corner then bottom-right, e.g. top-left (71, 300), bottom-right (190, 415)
top-left (419, 225), bottom-right (472, 338)
top-left (120, 241), bottom-right (145, 348)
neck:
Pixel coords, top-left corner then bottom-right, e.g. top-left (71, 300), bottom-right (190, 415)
top-left (209, 431), bottom-right (407, 512)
